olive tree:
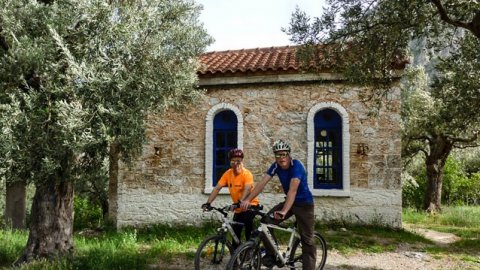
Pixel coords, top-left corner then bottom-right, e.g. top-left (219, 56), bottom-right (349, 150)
top-left (284, 0), bottom-right (480, 213)
top-left (0, 0), bottom-right (211, 264)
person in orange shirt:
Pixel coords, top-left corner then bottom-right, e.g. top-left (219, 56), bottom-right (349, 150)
top-left (202, 148), bottom-right (260, 243)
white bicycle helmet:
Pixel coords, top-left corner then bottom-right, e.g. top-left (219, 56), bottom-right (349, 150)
top-left (272, 139), bottom-right (291, 153)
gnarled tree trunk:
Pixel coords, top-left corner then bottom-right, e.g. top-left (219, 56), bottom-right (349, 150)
top-left (423, 134), bottom-right (453, 213)
top-left (5, 181), bottom-right (26, 229)
top-left (14, 180), bottom-right (74, 265)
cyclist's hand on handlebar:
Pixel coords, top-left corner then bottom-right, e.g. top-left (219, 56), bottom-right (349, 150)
top-left (274, 211), bottom-right (286, 220)
top-left (229, 202), bottom-right (240, 212)
top-left (240, 200), bottom-right (251, 211)
top-left (201, 202), bottom-right (212, 211)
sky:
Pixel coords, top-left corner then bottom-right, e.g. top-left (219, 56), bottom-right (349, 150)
top-left (196, 0), bottom-right (325, 52)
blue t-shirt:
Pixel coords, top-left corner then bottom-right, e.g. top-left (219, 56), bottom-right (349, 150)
top-left (266, 159), bottom-right (313, 204)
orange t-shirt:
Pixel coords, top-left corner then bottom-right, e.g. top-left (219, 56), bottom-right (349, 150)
top-left (218, 168), bottom-right (260, 213)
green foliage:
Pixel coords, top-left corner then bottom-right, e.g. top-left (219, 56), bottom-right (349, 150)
top-left (0, 229), bottom-right (27, 266)
top-left (0, 0), bottom-right (211, 260)
top-left (402, 156), bottom-right (427, 209)
top-left (443, 159), bottom-right (480, 206)
top-left (454, 148), bottom-right (480, 177)
top-left (403, 154), bottom-right (480, 208)
top-left (0, 0), bottom-right (212, 187)
top-left (285, 0), bottom-right (480, 212)
top-left (0, 224), bottom-right (204, 269)
top-left (74, 196), bottom-right (103, 230)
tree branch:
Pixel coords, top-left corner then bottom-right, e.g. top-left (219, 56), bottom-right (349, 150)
top-left (450, 132), bottom-right (478, 144)
top-left (409, 135), bottom-right (431, 143)
top-left (0, 26), bottom-right (10, 51)
top-left (430, 0), bottom-right (480, 39)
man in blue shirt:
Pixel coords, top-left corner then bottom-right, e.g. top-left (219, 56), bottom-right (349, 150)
top-left (240, 139), bottom-right (316, 269)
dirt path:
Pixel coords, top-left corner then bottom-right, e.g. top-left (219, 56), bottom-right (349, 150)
top-left (151, 225), bottom-right (479, 270)
top-left (323, 224), bottom-right (476, 270)
top-left (153, 248), bottom-right (477, 270)
top-left (153, 251), bottom-right (477, 270)
top-left (324, 249), bottom-right (474, 270)
top-left (402, 223), bottom-right (461, 245)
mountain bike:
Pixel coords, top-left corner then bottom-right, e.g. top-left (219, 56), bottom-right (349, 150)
top-left (194, 204), bottom-right (246, 270)
top-left (226, 207), bottom-right (327, 270)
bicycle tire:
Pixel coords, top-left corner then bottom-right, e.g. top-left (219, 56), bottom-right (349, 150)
top-left (289, 232), bottom-right (327, 270)
top-left (226, 240), bottom-right (262, 270)
top-left (194, 234), bottom-right (233, 270)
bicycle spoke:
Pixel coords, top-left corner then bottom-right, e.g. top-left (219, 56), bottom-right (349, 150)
top-left (195, 235), bottom-right (232, 270)
top-left (288, 232), bottom-right (327, 270)
top-left (227, 241), bottom-right (260, 270)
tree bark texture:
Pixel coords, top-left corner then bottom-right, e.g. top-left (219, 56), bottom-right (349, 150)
top-left (14, 180), bottom-right (74, 265)
top-left (423, 135), bottom-right (453, 213)
top-left (108, 142), bottom-right (120, 228)
top-left (5, 181), bottom-right (27, 229)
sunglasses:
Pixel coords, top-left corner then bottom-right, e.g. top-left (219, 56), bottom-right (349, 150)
top-left (274, 153), bottom-right (289, 158)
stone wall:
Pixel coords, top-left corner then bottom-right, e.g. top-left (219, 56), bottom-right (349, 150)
top-left (113, 81), bottom-right (402, 228)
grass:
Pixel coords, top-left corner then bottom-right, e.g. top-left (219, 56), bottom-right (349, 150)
top-left (0, 225), bottom-right (209, 270)
top-left (403, 206), bottom-right (480, 261)
top-left (403, 206), bottom-right (480, 239)
top-left (322, 224), bottom-right (430, 255)
top-left (0, 206), bottom-right (479, 269)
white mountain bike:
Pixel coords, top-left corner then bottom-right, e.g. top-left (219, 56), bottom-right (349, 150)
top-left (226, 207), bottom-right (327, 269)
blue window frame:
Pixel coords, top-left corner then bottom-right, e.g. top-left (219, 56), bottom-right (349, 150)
top-left (314, 109), bottom-right (342, 189)
top-left (213, 110), bottom-right (238, 186)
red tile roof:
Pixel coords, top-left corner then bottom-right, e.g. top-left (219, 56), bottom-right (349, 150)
top-left (197, 45), bottom-right (408, 77)
top-left (198, 46), bottom-right (304, 76)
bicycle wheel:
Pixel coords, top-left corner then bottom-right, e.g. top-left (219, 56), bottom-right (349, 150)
top-left (226, 240), bottom-right (261, 270)
top-left (289, 232), bottom-right (327, 270)
top-left (194, 234), bottom-right (233, 270)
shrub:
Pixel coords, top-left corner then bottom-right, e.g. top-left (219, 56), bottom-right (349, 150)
top-left (443, 158), bottom-right (480, 206)
top-left (74, 196), bottom-right (103, 230)
top-left (402, 161), bottom-right (427, 210)
top-left (403, 154), bottom-right (480, 208)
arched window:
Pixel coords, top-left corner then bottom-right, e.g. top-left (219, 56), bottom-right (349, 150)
top-left (213, 110), bottom-right (237, 185)
top-left (314, 109), bottom-right (342, 189)
top-left (307, 102), bottom-right (350, 197)
top-left (205, 103), bottom-right (243, 193)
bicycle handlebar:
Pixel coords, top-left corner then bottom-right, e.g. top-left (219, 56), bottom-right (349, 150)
top-left (244, 206), bottom-right (287, 225)
top-left (203, 204), bottom-right (264, 217)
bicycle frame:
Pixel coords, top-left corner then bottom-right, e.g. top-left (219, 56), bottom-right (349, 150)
top-left (255, 221), bottom-right (301, 265)
top-left (208, 206), bottom-right (244, 246)
top-left (217, 213), bottom-right (243, 245)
